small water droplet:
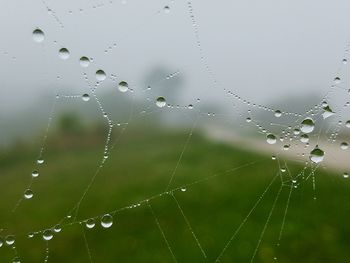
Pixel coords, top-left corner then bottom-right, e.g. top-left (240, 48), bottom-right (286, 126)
top-left (54, 224), bottom-right (61, 233)
top-left (266, 134), bottom-right (277, 144)
top-left (163, 6), bottom-right (170, 13)
top-left (181, 187), bottom-right (187, 192)
top-left (300, 134), bottom-right (309, 143)
top-left (101, 214), bottom-right (113, 228)
top-left (156, 97), bottom-right (166, 108)
top-left (82, 94), bottom-right (90, 102)
top-left (96, 70), bottom-right (106, 81)
top-left (346, 120), bottom-right (350, 128)
top-left (340, 142), bottom-right (348, 150)
top-left (85, 218), bottom-right (95, 229)
top-left (5, 235), bottom-right (15, 246)
top-left (79, 56), bottom-right (90, 67)
top-left (334, 77), bottom-right (341, 84)
top-left (32, 170), bottom-right (39, 177)
top-left (343, 58), bottom-right (348, 64)
top-left (274, 110), bottom-right (282, 118)
top-left (32, 28), bottom-right (45, 43)
top-left (24, 189), bottom-right (33, 199)
top-left (118, 81), bottom-right (128, 92)
top-left (0, 237), bottom-right (3, 247)
top-left (58, 48), bottom-right (70, 60)
top-left (37, 159), bottom-right (44, 164)
top-left (343, 172), bottom-right (349, 178)
top-left (301, 118), bottom-right (315, 133)
top-left (43, 229), bottom-right (53, 241)
top-left (322, 105), bottom-right (334, 119)
top-left (309, 146), bottom-right (324, 163)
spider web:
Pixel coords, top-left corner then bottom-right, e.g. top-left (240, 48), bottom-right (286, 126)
top-left (1, 0), bottom-right (350, 262)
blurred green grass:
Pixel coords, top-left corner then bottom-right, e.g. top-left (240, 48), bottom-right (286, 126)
top-left (0, 124), bottom-right (350, 262)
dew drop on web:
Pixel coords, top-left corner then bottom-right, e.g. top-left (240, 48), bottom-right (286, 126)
top-left (101, 214), bottom-right (113, 228)
top-left (82, 94), bottom-right (90, 102)
top-left (85, 218), bottom-right (96, 229)
top-left (79, 56), bottom-right (90, 67)
top-left (118, 81), bottom-right (129, 92)
top-left (309, 146), bottom-right (324, 164)
top-left (300, 118), bottom-right (315, 134)
top-left (266, 133), bottom-right (277, 144)
top-left (24, 189), bottom-right (33, 199)
top-left (42, 229), bottom-right (53, 241)
top-left (96, 70), bottom-right (106, 81)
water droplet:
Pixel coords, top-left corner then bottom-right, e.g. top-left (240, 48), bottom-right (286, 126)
top-left (58, 48), bottom-right (70, 60)
top-left (246, 117), bottom-right (252, 123)
top-left (32, 28), bottom-right (45, 43)
top-left (0, 237), bottom-right (3, 247)
top-left (5, 235), bottom-right (15, 246)
top-left (271, 155), bottom-right (276, 160)
top-left (181, 187), bottom-right (187, 192)
top-left (37, 159), bottom-right (44, 164)
top-left (156, 97), bottom-right (166, 108)
top-left (309, 146), bottom-right (324, 163)
top-left (96, 70), bottom-right (106, 81)
top-left (101, 214), bottom-right (113, 228)
top-left (43, 229), bottom-right (53, 241)
top-left (24, 189), bottom-right (33, 199)
top-left (274, 110), bottom-right (282, 118)
top-left (79, 56), bottom-right (90, 67)
top-left (82, 94), bottom-right (90, 102)
top-left (340, 142), bottom-right (348, 150)
top-left (85, 218), bottom-right (95, 229)
top-left (334, 77), bottom-right (341, 84)
top-left (343, 172), bottom-right (349, 178)
top-left (118, 81), bottom-right (128, 92)
top-left (12, 257), bottom-right (20, 263)
top-left (343, 58), bottom-right (348, 64)
top-left (322, 105), bottom-right (334, 119)
top-left (54, 224), bottom-right (61, 233)
top-left (346, 120), bottom-right (350, 128)
top-left (32, 170), bottom-right (39, 177)
top-left (164, 6), bottom-right (170, 13)
top-left (266, 134), bottom-right (277, 144)
top-left (27, 233), bottom-right (34, 238)
top-left (301, 118), bottom-right (315, 134)
top-left (300, 134), bottom-right (309, 143)
top-left (293, 129), bottom-right (300, 135)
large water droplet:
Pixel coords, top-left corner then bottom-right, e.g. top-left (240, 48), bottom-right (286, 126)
top-left (301, 118), bottom-right (315, 134)
top-left (266, 134), bottom-right (277, 144)
top-left (58, 48), bottom-right (70, 60)
top-left (118, 81), bottom-right (128, 92)
top-left (156, 97), bottom-right (166, 108)
top-left (82, 94), bottom-right (90, 102)
top-left (96, 70), bottom-right (106, 81)
top-left (5, 235), bottom-right (15, 246)
top-left (24, 189), bottom-right (33, 199)
top-left (43, 229), bottom-right (53, 241)
top-left (101, 214), bottom-right (113, 228)
top-left (85, 218), bottom-right (95, 229)
top-left (79, 56), bottom-right (90, 67)
top-left (309, 146), bottom-right (324, 163)
top-left (32, 28), bottom-right (45, 43)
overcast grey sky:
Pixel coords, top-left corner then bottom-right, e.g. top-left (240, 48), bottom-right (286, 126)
top-left (1, 0), bottom-right (350, 116)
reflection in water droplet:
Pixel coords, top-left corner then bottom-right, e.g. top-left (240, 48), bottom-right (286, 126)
top-left (156, 97), bottom-right (166, 108)
top-left (79, 56), bottom-right (90, 67)
top-left (340, 142), bottom-right (348, 150)
top-left (274, 110), bottom-right (282, 118)
top-left (101, 214), bottom-right (113, 228)
top-left (301, 118), bottom-right (315, 134)
top-left (58, 48), bottom-right (70, 60)
top-left (96, 70), bottom-right (106, 81)
top-left (86, 218), bottom-right (96, 229)
top-left (5, 235), bottom-right (15, 246)
top-left (309, 146), bottom-right (324, 163)
top-left (37, 159), bottom-right (44, 164)
top-left (343, 172), bottom-right (349, 178)
top-left (181, 187), bottom-right (187, 192)
top-left (24, 189), bottom-right (33, 199)
top-left (322, 105), bottom-right (335, 119)
top-left (118, 81), bottom-right (128, 92)
top-left (82, 94), bottom-right (90, 102)
top-left (266, 134), bottom-right (277, 144)
top-left (32, 28), bottom-right (45, 43)
top-left (43, 229), bottom-right (53, 241)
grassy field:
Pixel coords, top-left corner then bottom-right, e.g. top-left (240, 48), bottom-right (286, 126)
top-left (0, 125), bottom-right (350, 262)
